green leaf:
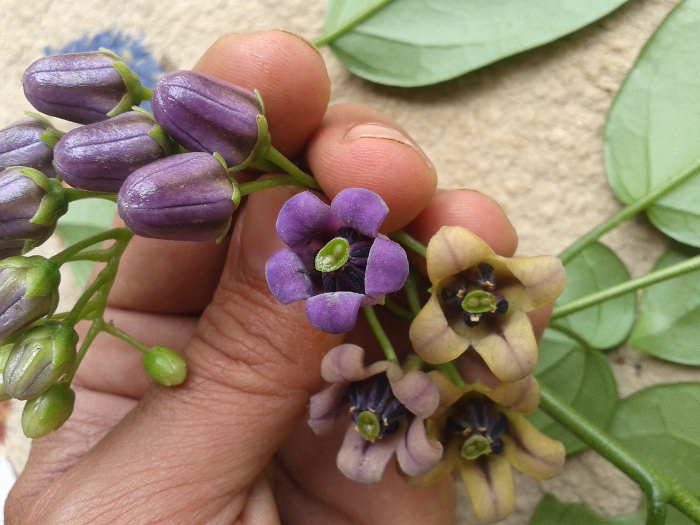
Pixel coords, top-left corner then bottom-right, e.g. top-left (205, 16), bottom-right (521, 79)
top-left (609, 383), bottom-right (700, 493)
top-left (321, 0), bottom-right (629, 87)
top-left (54, 199), bottom-right (117, 288)
top-left (604, 0), bottom-right (700, 247)
top-left (630, 244), bottom-right (700, 364)
top-left (528, 328), bottom-right (618, 454)
top-left (529, 494), bottom-right (644, 525)
top-left (553, 242), bottom-right (636, 349)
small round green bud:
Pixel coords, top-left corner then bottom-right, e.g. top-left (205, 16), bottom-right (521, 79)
top-left (4, 321), bottom-right (77, 400)
top-left (22, 382), bottom-right (75, 439)
top-left (143, 346), bottom-right (187, 386)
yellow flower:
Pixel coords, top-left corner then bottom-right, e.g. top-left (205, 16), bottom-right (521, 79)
top-left (409, 372), bottom-right (565, 523)
top-left (409, 226), bottom-right (566, 382)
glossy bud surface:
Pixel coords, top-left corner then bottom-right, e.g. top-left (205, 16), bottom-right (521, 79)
top-left (0, 115), bottom-right (62, 177)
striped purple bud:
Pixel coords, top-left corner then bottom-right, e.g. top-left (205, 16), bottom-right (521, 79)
top-left (0, 114), bottom-right (63, 178)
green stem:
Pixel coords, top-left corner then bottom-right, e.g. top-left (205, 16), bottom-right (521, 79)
top-left (238, 175), bottom-right (308, 197)
top-left (539, 384), bottom-right (700, 524)
top-left (65, 249), bottom-right (113, 263)
top-left (382, 296), bottom-right (414, 320)
top-left (559, 155), bottom-right (700, 264)
top-left (62, 269), bottom-right (113, 327)
top-left (64, 188), bottom-right (118, 203)
top-left (102, 323), bottom-right (149, 353)
top-left (64, 318), bottom-right (104, 384)
top-left (313, 0), bottom-right (396, 47)
top-left (260, 145), bottom-right (321, 190)
top-left (435, 362), bottom-right (467, 389)
top-left (403, 270), bottom-right (423, 316)
top-left (363, 306), bottom-right (399, 365)
top-left (390, 230), bottom-right (427, 258)
top-left (50, 228), bottom-right (132, 267)
top-left (141, 86), bottom-right (153, 101)
top-left (552, 254), bottom-right (700, 319)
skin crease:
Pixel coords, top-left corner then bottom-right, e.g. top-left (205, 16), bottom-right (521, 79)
top-left (6, 30), bottom-right (553, 525)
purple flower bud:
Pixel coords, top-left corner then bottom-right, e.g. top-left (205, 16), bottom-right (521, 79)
top-left (0, 114), bottom-right (64, 177)
top-left (53, 110), bottom-right (177, 193)
top-left (4, 321), bottom-right (77, 400)
top-left (0, 167), bottom-right (68, 254)
top-left (22, 49), bottom-right (147, 125)
top-left (151, 71), bottom-right (267, 168)
top-left (117, 152), bottom-right (237, 242)
top-left (22, 382), bottom-right (75, 438)
top-left (0, 256), bottom-right (60, 341)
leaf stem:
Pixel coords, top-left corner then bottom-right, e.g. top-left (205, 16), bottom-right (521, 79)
top-left (50, 228), bottom-right (133, 267)
top-left (435, 362), bottom-right (467, 389)
top-left (403, 270), bottom-right (423, 316)
top-left (382, 296), bottom-right (414, 320)
top-left (260, 145), bottom-right (321, 190)
top-left (551, 254), bottom-right (700, 319)
top-left (64, 188), bottom-right (118, 203)
top-left (390, 230), bottom-right (427, 258)
top-left (238, 175), bottom-right (308, 197)
top-left (363, 306), bottom-right (399, 365)
top-left (559, 155), bottom-right (700, 264)
top-left (102, 323), bottom-right (149, 353)
top-left (313, 0), bottom-right (396, 47)
top-left (539, 384), bottom-right (700, 525)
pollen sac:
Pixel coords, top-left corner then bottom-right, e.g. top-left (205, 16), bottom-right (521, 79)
top-left (151, 70), bottom-right (266, 169)
top-left (117, 152), bottom-right (236, 242)
top-left (0, 115), bottom-right (63, 178)
top-left (53, 110), bottom-right (177, 193)
top-left (22, 50), bottom-right (146, 125)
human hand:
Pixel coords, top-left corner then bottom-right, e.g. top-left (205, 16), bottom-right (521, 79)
top-left (6, 30), bottom-right (547, 525)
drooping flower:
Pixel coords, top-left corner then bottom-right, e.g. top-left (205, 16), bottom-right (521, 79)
top-left (409, 226), bottom-right (566, 382)
top-left (265, 189), bottom-right (409, 334)
top-left (409, 371), bottom-right (564, 523)
top-left (308, 344), bottom-right (442, 483)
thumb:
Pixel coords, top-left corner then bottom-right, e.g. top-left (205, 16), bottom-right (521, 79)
top-left (22, 186), bottom-right (343, 524)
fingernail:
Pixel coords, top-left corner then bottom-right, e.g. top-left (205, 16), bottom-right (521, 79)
top-left (344, 123), bottom-right (434, 170)
top-left (237, 185), bottom-right (298, 274)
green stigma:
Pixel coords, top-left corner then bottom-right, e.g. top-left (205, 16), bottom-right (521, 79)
top-left (315, 237), bottom-right (350, 273)
top-left (461, 290), bottom-right (497, 314)
top-left (357, 410), bottom-right (381, 443)
top-left (460, 435), bottom-right (491, 460)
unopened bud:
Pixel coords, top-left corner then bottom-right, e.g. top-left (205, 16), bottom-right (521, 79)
top-left (0, 114), bottom-right (63, 177)
top-left (4, 321), bottom-right (77, 400)
top-left (118, 152), bottom-right (237, 242)
top-left (23, 49), bottom-right (148, 125)
top-left (143, 346), bottom-right (187, 386)
top-left (22, 382), bottom-right (75, 438)
top-left (0, 344), bottom-right (13, 401)
top-left (0, 256), bottom-right (60, 340)
top-left (54, 110), bottom-right (177, 192)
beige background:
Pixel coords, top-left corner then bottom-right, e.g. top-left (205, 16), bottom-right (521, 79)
top-left (1, 0), bottom-right (696, 522)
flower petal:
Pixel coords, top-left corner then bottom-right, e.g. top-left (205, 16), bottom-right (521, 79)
top-left (389, 370), bottom-right (440, 418)
top-left (364, 237), bottom-right (409, 295)
top-left (487, 374), bottom-right (541, 415)
top-left (396, 417), bottom-right (443, 477)
top-left (306, 291), bottom-right (363, 334)
top-left (427, 370), bottom-right (469, 416)
top-left (502, 411), bottom-right (565, 480)
top-left (336, 424), bottom-right (402, 483)
top-left (426, 226), bottom-right (495, 286)
top-left (501, 255), bottom-right (566, 312)
top-left (320, 344), bottom-right (372, 383)
top-left (471, 310), bottom-right (537, 383)
top-left (459, 455), bottom-right (515, 523)
top-left (331, 188), bottom-right (388, 238)
top-left (265, 248), bottom-right (315, 304)
top-left (276, 191), bottom-right (342, 246)
top-left (406, 439), bottom-right (460, 487)
top-left (410, 294), bottom-right (468, 364)
top-left (308, 383), bottom-right (349, 435)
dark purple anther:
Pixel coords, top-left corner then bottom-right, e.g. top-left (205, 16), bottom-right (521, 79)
top-left (117, 152), bottom-right (237, 242)
top-left (0, 115), bottom-right (63, 178)
top-left (0, 167), bottom-right (68, 254)
top-left (151, 71), bottom-right (266, 169)
top-left (22, 50), bottom-right (147, 125)
top-left (53, 110), bottom-right (177, 193)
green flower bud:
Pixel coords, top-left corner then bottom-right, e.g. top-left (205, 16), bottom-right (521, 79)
top-left (4, 321), bottom-right (77, 400)
top-left (22, 382), bottom-right (75, 438)
top-left (143, 346), bottom-right (187, 386)
top-left (0, 344), bottom-right (13, 402)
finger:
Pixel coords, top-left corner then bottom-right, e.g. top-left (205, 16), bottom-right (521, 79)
top-left (107, 29), bottom-right (331, 313)
top-left (306, 103), bottom-right (437, 233)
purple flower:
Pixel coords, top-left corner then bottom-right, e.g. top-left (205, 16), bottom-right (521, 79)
top-left (22, 50), bottom-right (146, 125)
top-left (308, 344), bottom-right (442, 483)
top-left (151, 71), bottom-right (266, 169)
top-left (117, 152), bottom-right (236, 242)
top-left (54, 110), bottom-right (176, 193)
top-left (0, 114), bottom-right (63, 178)
top-left (265, 189), bottom-right (409, 334)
